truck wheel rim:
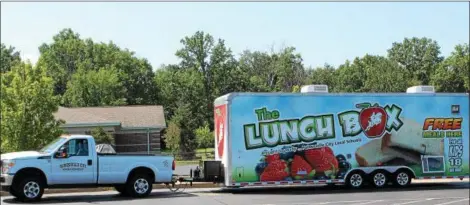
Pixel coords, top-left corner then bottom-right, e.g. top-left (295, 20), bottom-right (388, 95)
top-left (373, 173), bottom-right (386, 186)
top-left (134, 178), bottom-right (149, 194)
top-left (350, 174), bottom-right (363, 187)
top-left (23, 181), bottom-right (40, 199)
top-left (397, 172), bottom-right (409, 186)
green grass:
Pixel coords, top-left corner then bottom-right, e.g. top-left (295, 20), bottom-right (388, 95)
top-left (162, 148), bottom-right (215, 165)
top-left (176, 160), bottom-right (200, 166)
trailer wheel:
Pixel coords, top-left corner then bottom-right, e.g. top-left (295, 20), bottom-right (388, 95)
top-left (126, 174), bottom-right (153, 198)
top-left (346, 171), bottom-right (365, 189)
top-left (393, 170), bottom-right (411, 188)
top-left (370, 171), bottom-right (388, 188)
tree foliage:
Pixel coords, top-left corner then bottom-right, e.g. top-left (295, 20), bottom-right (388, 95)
top-left (37, 28), bottom-right (157, 105)
top-left (164, 120), bottom-right (181, 155)
top-left (91, 127), bottom-right (115, 145)
top-left (1, 43), bottom-right (21, 73)
top-left (1, 62), bottom-right (63, 152)
top-left (195, 123), bottom-right (214, 151)
top-left (2, 28), bottom-right (469, 153)
top-left (431, 44), bottom-right (469, 92)
top-left (63, 68), bottom-right (127, 107)
top-left (387, 37), bottom-right (444, 85)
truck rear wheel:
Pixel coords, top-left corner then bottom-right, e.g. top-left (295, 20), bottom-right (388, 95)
top-left (126, 174), bottom-right (153, 198)
top-left (13, 176), bottom-right (44, 202)
top-left (114, 185), bottom-right (129, 196)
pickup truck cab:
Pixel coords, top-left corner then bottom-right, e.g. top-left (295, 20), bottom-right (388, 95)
top-left (1, 134), bottom-right (175, 202)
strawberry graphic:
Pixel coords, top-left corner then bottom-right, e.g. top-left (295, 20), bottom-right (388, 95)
top-left (304, 147), bottom-right (339, 174)
top-left (357, 103), bottom-right (387, 138)
top-left (265, 153), bottom-right (280, 163)
top-left (260, 160), bottom-right (290, 181)
top-left (214, 105), bottom-right (227, 158)
top-left (290, 155), bottom-right (315, 180)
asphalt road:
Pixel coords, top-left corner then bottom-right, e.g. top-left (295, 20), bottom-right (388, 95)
top-left (2, 182), bottom-right (469, 205)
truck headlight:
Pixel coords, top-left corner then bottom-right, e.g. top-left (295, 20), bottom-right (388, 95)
top-left (1, 160), bottom-right (15, 174)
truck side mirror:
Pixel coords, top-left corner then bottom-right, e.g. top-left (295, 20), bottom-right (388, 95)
top-left (55, 147), bottom-right (68, 158)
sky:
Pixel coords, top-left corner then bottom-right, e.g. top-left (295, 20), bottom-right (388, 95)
top-left (1, 2), bottom-right (469, 69)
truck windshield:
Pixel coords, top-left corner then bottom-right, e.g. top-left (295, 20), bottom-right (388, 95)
top-left (39, 137), bottom-right (67, 153)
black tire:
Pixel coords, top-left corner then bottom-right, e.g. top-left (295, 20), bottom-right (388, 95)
top-left (125, 174), bottom-right (153, 198)
top-left (13, 177), bottom-right (45, 202)
top-left (9, 188), bottom-right (20, 198)
top-left (370, 171), bottom-right (389, 188)
top-left (346, 171), bottom-right (365, 189)
top-left (114, 185), bottom-right (129, 196)
top-left (393, 170), bottom-right (412, 188)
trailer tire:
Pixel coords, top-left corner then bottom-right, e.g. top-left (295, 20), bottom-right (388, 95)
top-left (13, 176), bottom-right (45, 202)
top-left (370, 170), bottom-right (388, 188)
top-left (126, 174), bottom-right (153, 198)
top-left (393, 170), bottom-right (412, 188)
top-left (346, 171), bottom-right (365, 189)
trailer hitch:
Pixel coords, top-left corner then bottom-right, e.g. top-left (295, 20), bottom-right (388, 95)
top-left (166, 175), bottom-right (193, 193)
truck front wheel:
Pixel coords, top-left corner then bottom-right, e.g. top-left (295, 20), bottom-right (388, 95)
top-left (13, 177), bottom-right (45, 202)
top-left (126, 174), bottom-right (153, 198)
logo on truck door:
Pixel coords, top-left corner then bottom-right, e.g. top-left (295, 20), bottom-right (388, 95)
top-left (60, 163), bottom-right (86, 171)
top-left (215, 104), bottom-right (227, 159)
top-left (243, 103), bottom-right (403, 150)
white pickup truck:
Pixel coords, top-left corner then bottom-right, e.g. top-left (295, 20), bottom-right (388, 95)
top-left (0, 134), bottom-right (175, 202)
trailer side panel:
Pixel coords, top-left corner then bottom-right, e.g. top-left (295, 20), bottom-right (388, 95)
top-left (227, 93), bottom-right (469, 186)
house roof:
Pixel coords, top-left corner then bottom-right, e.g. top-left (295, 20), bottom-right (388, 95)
top-left (54, 106), bottom-right (166, 128)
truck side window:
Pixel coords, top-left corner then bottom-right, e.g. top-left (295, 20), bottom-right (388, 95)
top-left (61, 139), bottom-right (89, 157)
top-left (75, 139), bottom-right (89, 156)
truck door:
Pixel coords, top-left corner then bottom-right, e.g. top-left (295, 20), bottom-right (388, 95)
top-left (50, 138), bottom-right (95, 184)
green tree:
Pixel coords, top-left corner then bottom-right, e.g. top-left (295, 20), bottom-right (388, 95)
top-left (431, 44), bottom-right (469, 92)
top-left (306, 64), bottom-right (337, 91)
top-left (387, 37), bottom-right (444, 85)
top-left (37, 28), bottom-right (157, 105)
top-left (174, 31), bottom-right (247, 129)
top-left (238, 47), bottom-right (307, 92)
top-left (1, 43), bottom-right (21, 73)
top-left (164, 120), bottom-right (181, 155)
top-left (195, 123), bottom-right (214, 152)
top-left (1, 62), bottom-right (63, 152)
top-left (362, 56), bottom-right (409, 93)
top-left (335, 55), bottom-right (410, 93)
top-left (62, 67), bottom-right (127, 107)
top-left (91, 127), bottom-right (115, 145)
top-left (335, 59), bottom-right (366, 92)
top-left (292, 85), bottom-right (301, 93)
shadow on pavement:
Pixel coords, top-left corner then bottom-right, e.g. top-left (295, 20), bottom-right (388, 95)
top-left (213, 182), bottom-right (470, 195)
top-left (2, 192), bottom-right (196, 204)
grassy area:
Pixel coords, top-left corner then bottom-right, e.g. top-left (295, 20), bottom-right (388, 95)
top-left (162, 148), bottom-right (215, 165)
top-left (176, 160), bottom-right (200, 166)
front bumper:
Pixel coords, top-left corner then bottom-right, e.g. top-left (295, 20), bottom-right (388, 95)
top-left (1, 174), bottom-right (14, 190)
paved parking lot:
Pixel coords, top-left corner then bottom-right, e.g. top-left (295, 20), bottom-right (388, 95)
top-left (1, 182), bottom-right (469, 205)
